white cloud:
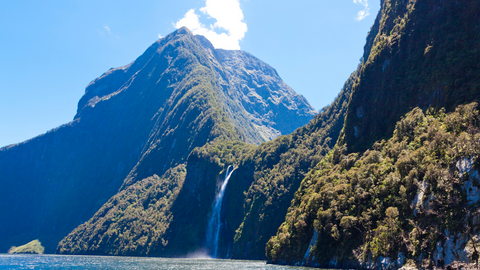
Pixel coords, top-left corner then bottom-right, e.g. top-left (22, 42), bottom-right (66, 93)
top-left (354, 0), bottom-right (370, 21)
top-left (103, 25), bottom-right (112, 35)
top-left (174, 0), bottom-right (247, 50)
top-left (98, 24), bottom-right (120, 38)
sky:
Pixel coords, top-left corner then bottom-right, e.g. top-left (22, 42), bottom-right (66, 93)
top-left (0, 0), bottom-right (380, 147)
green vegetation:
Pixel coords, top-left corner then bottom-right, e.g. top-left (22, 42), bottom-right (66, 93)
top-left (267, 103), bottom-right (480, 268)
top-left (161, 139), bottom-right (254, 256)
top-left (57, 165), bottom-right (187, 255)
top-left (262, 0), bottom-right (480, 266)
top-left (8, 240), bottom-right (44, 254)
top-left (265, 0), bottom-right (480, 266)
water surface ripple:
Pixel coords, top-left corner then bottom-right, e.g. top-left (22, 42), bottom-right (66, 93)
top-left (0, 254), bottom-right (315, 270)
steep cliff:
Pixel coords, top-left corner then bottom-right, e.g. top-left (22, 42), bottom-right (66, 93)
top-left (266, 0), bottom-right (480, 268)
top-left (340, 0), bottom-right (480, 153)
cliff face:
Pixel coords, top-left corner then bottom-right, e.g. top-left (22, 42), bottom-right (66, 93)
top-left (340, 0), bottom-right (480, 153)
top-left (266, 0), bottom-right (480, 268)
top-left (0, 27), bottom-right (315, 254)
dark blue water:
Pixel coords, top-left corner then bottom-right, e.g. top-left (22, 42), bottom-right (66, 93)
top-left (0, 254), bottom-right (314, 270)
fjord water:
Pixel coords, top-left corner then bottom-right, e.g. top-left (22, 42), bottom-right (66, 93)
top-left (206, 165), bottom-right (235, 258)
top-left (0, 255), bottom-right (313, 269)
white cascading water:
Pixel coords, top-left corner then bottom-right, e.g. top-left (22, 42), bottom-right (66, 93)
top-left (206, 165), bottom-right (235, 258)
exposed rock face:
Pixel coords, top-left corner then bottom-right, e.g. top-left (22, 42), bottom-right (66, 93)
top-left (195, 35), bottom-right (316, 143)
top-left (0, 27), bottom-right (315, 253)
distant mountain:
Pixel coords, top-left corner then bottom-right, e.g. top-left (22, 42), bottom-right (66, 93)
top-left (0, 27), bottom-right (315, 254)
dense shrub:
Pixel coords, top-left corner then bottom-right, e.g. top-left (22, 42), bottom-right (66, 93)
top-left (267, 103), bottom-right (480, 268)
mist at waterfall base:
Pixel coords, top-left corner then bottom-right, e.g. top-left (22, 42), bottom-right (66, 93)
top-left (205, 165), bottom-right (236, 258)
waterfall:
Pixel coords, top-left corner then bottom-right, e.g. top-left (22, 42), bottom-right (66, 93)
top-left (206, 165), bottom-right (235, 258)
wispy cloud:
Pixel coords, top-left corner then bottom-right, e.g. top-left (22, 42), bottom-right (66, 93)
top-left (103, 25), bottom-right (112, 35)
top-left (354, 0), bottom-right (370, 21)
top-left (98, 24), bottom-right (120, 38)
top-left (174, 0), bottom-right (247, 50)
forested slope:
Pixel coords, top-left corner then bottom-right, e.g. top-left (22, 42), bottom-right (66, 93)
top-left (267, 0), bottom-right (480, 268)
top-left (268, 103), bottom-right (480, 269)
top-left (226, 70), bottom-right (357, 259)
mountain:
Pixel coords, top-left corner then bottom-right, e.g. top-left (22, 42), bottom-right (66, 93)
top-left (226, 70), bottom-right (356, 259)
top-left (0, 27), bottom-right (315, 254)
top-left (266, 0), bottom-right (480, 268)
top-left (56, 48), bottom-right (355, 258)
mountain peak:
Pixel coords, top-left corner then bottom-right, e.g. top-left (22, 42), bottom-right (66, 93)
top-left (172, 26), bottom-right (192, 36)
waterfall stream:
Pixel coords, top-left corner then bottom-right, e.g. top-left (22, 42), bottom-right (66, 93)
top-left (206, 165), bottom-right (235, 258)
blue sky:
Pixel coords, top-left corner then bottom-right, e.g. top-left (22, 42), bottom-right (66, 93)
top-left (0, 0), bottom-right (379, 147)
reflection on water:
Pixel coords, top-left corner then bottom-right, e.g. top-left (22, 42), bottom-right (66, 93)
top-left (0, 254), bottom-right (315, 270)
